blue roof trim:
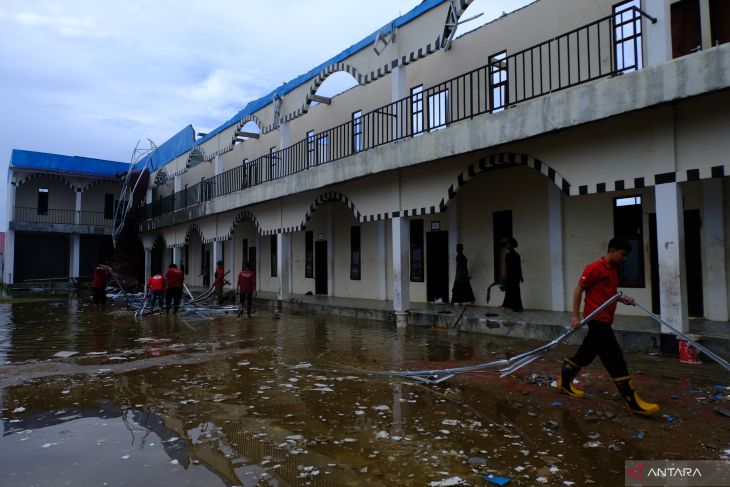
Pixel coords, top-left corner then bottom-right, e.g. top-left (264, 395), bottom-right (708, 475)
top-left (192, 0), bottom-right (448, 147)
top-left (133, 124), bottom-right (196, 172)
top-left (10, 149), bottom-right (129, 178)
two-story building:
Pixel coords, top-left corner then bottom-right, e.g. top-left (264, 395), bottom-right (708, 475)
top-left (4, 150), bottom-right (129, 284)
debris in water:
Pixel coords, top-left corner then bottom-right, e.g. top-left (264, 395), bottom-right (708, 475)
top-left (53, 351), bottom-right (78, 359)
top-left (12, 407), bottom-right (26, 413)
top-left (429, 476), bottom-right (466, 486)
top-left (483, 475), bottom-right (511, 486)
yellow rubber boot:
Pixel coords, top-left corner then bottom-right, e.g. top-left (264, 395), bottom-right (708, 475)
top-left (557, 358), bottom-right (585, 398)
top-left (614, 376), bottom-right (660, 415)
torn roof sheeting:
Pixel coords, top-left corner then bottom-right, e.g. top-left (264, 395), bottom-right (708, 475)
top-left (156, 0), bottom-right (448, 167)
top-left (133, 124), bottom-right (196, 172)
top-left (10, 149), bottom-right (129, 178)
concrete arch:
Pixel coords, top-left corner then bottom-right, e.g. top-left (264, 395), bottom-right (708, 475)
top-left (301, 65), bottom-right (363, 114)
top-left (438, 153), bottom-right (572, 211)
top-left (235, 115), bottom-right (265, 133)
top-left (78, 178), bottom-right (123, 192)
top-left (15, 173), bottom-right (77, 191)
top-left (184, 223), bottom-right (209, 244)
top-left (226, 210), bottom-right (263, 239)
top-left (299, 190), bottom-right (363, 231)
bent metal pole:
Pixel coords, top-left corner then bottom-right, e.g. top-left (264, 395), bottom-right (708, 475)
top-left (388, 292), bottom-right (624, 379)
top-left (633, 301), bottom-right (730, 374)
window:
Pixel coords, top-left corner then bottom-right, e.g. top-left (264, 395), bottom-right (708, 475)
top-left (317, 134), bottom-right (329, 164)
top-left (104, 193), bottom-right (114, 220)
top-left (37, 188), bottom-right (49, 215)
top-left (352, 110), bottom-right (363, 153)
top-left (410, 219), bottom-right (424, 282)
top-left (613, 195), bottom-right (645, 287)
top-left (614, 0), bottom-right (644, 71)
top-left (307, 130), bottom-right (316, 166)
top-left (305, 231), bottom-right (314, 278)
top-left (670, 0), bottom-right (701, 58)
top-left (350, 226), bottom-right (361, 280)
top-left (710, 0), bottom-right (730, 46)
top-left (489, 51), bottom-right (508, 111)
top-left (270, 235), bottom-right (278, 277)
top-left (411, 85), bottom-right (424, 135)
top-left (268, 146), bottom-right (277, 180)
top-left (428, 89), bottom-right (449, 131)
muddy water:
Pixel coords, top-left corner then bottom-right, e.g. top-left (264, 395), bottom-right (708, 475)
top-left (0, 300), bottom-right (729, 486)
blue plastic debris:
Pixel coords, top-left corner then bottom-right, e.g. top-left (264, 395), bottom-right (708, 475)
top-left (552, 402), bottom-right (562, 406)
top-left (484, 475), bottom-right (512, 486)
top-left (713, 385), bottom-right (726, 390)
top-left (636, 432), bottom-right (645, 440)
top-left (665, 416), bottom-right (674, 422)
top-left (712, 393), bottom-right (724, 399)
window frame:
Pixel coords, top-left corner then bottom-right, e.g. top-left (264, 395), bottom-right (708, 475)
top-left (613, 0), bottom-right (644, 72)
top-left (37, 187), bottom-right (49, 215)
top-left (410, 85), bottom-right (424, 136)
top-left (612, 194), bottom-right (645, 288)
top-left (488, 50), bottom-right (508, 112)
top-left (352, 110), bottom-right (363, 154)
top-left (410, 219), bottom-right (425, 282)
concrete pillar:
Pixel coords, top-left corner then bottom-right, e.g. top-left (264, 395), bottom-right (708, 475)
top-left (378, 220), bottom-right (387, 301)
top-left (277, 233), bottom-right (292, 306)
top-left (74, 190), bottom-right (82, 225)
top-left (212, 240), bottom-right (223, 274)
top-left (174, 175), bottom-right (182, 193)
top-left (391, 217), bottom-right (410, 327)
top-left (447, 200), bottom-right (460, 293)
top-left (702, 178), bottom-right (728, 321)
top-left (69, 234), bottom-right (80, 279)
top-left (214, 155), bottom-right (223, 176)
top-left (644, 0), bottom-right (671, 67)
top-left (326, 204), bottom-right (335, 296)
top-left (655, 183), bottom-right (689, 333)
top-left (279, 121), bottom-right (290, 148)
top-left (255, 232), bottom-right (262, 292)
top-left (144, 249), bottom-right (152, 280)
top-left (5, 175), bottom-right (16, 283)
top-left (699, 0), bottom-right (712, 50)
top-left (172, 246), bottom-right (182, 268)
top-left (145, 189), bottom-right (152, 205)
top-left (227, 239), bottom-right (236, 290)
top-left (547, 182), bottom-right (565, 311)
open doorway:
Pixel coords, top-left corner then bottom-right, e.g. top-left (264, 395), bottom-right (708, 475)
top-left (493, 210), bottom-right (513, 283)
top-left (315, 240), bottom-right (328, 295)
top-left (426, 230), bottom-right (449, 302)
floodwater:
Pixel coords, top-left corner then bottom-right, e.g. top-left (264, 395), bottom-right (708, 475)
top-left (0, 299), bottom-right (729, 486)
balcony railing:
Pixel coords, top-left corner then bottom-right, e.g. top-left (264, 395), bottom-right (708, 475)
top-left (13, 207), bottom-right (114, 227)
top-left (142, 6), bottom-right (656, 221)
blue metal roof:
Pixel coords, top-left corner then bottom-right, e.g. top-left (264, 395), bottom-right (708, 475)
top-left (170, 0), bottom-right (448, 159)
top-left (10, 149), bottom-right (129, 178)
top-left (132, 124), bottom-right (196, 172)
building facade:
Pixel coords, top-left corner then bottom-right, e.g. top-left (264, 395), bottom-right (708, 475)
top-left (5, 150), bottom-right (129, 284)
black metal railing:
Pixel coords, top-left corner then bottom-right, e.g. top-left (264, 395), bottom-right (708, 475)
top-left (142, 7), bottom-right (655, 221)
top-left (13, 207), bottom-right (114, 226)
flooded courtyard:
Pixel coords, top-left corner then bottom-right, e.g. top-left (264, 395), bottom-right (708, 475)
top-left (0, 298), bottom-right (729, 486)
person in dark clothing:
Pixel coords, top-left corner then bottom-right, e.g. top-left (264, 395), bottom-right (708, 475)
top-left (451, 244), bottom-right (475, 304)
top-left (164, 263), bottom-right (184, 314)
top-left (501, 237), bottom-right (524, 311)
top-left (557, 237), bottom-right (659, 415)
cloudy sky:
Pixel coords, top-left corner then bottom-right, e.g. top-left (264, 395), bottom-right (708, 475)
top-left (0, 0), bottom-right (533, 229)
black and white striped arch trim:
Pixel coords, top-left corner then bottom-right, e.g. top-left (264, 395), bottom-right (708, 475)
top-left (15, 173), bottom-right (78, 191)
top-left (574, 164), bottom-right (730, 196)
top-left (226, 210), bottom-right (263, 238)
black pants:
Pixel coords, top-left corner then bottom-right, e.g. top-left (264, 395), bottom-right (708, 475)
top-left (570, 320), bottom-right (629, 378)
top-left (502, 281), bottom-right (523, 311)
top-left (92, 287), bottom-right (106, 305)
top-left (166, 287), bottom-right (182, 314)
top-left (240, 293), bottom-right (253, 315)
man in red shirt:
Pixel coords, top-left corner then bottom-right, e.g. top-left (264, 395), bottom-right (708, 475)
top-left (214, 260), bottom-right (225, 305)
top-left (236, 262), bottom-right (256, 317)
top-left (164, 263), bottom-right (184, 314)
top-left (145, 272), bottom-right (166, 312)
top-left (91, 263), bottom-right (111, 308)
top-left (558, 237), bottom-right (659, 415)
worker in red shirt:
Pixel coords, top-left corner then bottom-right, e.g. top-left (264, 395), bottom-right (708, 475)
top-left (164, 263), bottom-right (184, 314)
top-left (214, 260), bottom-right (225, 305)
top-left (145, 272), bottom-right (166, 313)
top-left (91, 263), bottom-right (111, 308)
top-left (236, 262), bottom-right (256, 317)
top-left (558, 237), bottom-right (659, 415)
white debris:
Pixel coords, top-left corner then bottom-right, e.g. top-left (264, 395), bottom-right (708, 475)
top-left (342, 438), bottom-right (357, 443)
top-left (311, 386), bottom-right (334, 392)
top-left (61, 390), bottom-right (70, 395)
top-left (121, 455), bottom-right (130, 460)
top-left (86, 351), bottom-right (107, 356)
top-left (355, 410), bottom-right (365, 416)
top-left (170, 459), bottom-right (179, 465)
top-left (293, 362), bottom-right (313, 369)
top-left (372, 405), bottom-right (390, 411)
top-left (429, 476), bottom-right (465, 486)
top-left (515, 466), bottom-right (526, 472)
top-left (53, 351), bottom-right (78, 358)
top-left (237, 360), bottom-right (250, 366)
top-left (12, 407), bottom-right (26, 413)
top-left (550, 466), bottom-right (559, 474)
top-left (442, 419), bottom-right (458, 426)
top-left (179, 399), bottom-right (199, 405)
top-left (537, 477), bottom-right (548, 483)
top-left (376, 431), bottom-right (390, 439)
top-left (42, 442), bottom-right (59, 448)
top-left (439, 430), bottom-right (451, 435)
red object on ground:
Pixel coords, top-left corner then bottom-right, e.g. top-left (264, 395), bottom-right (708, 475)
top-left (165, 267), bottom-right (184, 288)
top-left (678, 338), bottom-right (702, 364)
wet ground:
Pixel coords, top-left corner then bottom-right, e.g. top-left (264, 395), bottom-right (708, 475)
top-left (0, 298), bottom-right (729, 486)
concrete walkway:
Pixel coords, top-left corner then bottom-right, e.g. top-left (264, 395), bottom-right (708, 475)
top-left (190, 287), bottom-right (730, 356)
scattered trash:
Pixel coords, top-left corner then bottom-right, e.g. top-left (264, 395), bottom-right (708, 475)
top-left (483, 475), bottom-right (511, 486)
top-left (12, 407), bottom-right (26, 413)
top-left (714, 407), bottom-right (730, 418)
top-left (121, 455), bottom-right (130, 460)
top-left (552, 402), bottom-right (562, 406)
top-left (53, 351), bottom-right (78, 359)
top-left (583, 441), bottom-right (602, 448)
top-left (430, 476), bottom-right (466, 486)
top-left (635, 432), bottom-right (645, 440)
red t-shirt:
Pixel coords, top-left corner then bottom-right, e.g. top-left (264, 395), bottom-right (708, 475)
top-left (91, 267), bottom-right (108, 289)
top-left (578, 256), bottom-right (619, 324)
top-left (146, 274), bottom-right (165, 292)
top-left (214, 265), bottom-right (224, 287)
top-left (237, 270), bottom-right (256, 294)
top-left (165, 268), bottom-right (184, 288)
